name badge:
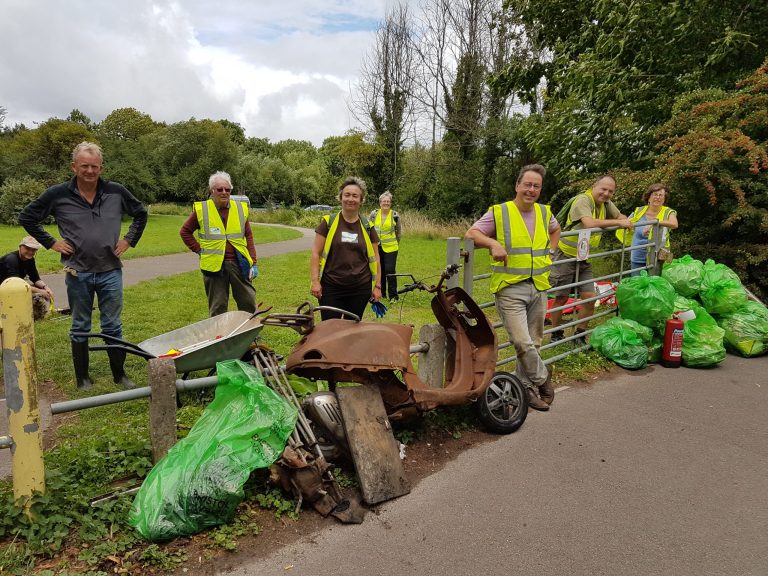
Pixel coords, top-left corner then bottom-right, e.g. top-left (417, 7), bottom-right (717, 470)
top-left (210, 227), bottom-right (222, 234)
top-left (341, 231), bottom-right (358, 243)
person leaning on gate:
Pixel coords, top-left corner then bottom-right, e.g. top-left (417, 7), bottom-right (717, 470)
top-left (465, 164), bottom-right (561, 411)
top-left (19, 141), bottom-right (148, 390)
top-left (0, 236), bottom-right (56, 321)
top-left (180, 171), bottom-right (258, 317)
top-left (615, 182), bottom-right (679, 276)
top-left (368, 191), bottom-right (401, 301)
top-left (548, 175), bottom-right (633, 345)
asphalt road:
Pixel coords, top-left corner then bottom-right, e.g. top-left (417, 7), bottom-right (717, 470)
top-left (221, 354), bottom-right (768, 576)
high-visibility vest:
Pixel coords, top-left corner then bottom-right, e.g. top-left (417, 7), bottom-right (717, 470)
top-left (194, 199), bottom-right (253, 273)
top-left (558, 190), bottom-right (605, 257)
top-left (489, 201), bottom-right (553, 293)
top-left (615, 205), bottom-right (675, 248)
top-left (371, 209), bottom-right (399, 253)
top-left (320, 212), bottom-right (377, 289)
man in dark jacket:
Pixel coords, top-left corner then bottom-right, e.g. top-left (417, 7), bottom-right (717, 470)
top-left (0, 235), bottom-right (55, 320)
top-left (19, 141), bottom-right (147, 390)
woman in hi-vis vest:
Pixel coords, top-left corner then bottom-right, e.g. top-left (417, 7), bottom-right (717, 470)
top-left (369, 191), bottom-right (401, 301)
top-left (618, 183), bottom-right (678, 276)
top-left (310, 177), bottom-right (382, 320)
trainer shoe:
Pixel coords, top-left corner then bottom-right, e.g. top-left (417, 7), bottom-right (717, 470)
top-left (574, 328), bottom-right (588, 347)
top-left (538, 366), bottom-right (555, 405)
top-left (550, 329), bottom-right (565, 343)
top-left (526, 387), bottom-right (550, 412)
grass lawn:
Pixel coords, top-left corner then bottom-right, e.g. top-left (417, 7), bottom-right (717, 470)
top-left (0, 215), bottom-right (301, 274)
top-left (0, 233), bottom-right (613, 574)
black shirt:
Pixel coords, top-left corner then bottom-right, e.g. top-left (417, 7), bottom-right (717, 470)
top-left (19, 176), bottom-right (148, 273)
top-left (0, 251), bottom-right (41, 285)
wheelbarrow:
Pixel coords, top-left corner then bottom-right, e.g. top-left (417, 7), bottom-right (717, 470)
top-left (73, 310), bottom-right (264, 375)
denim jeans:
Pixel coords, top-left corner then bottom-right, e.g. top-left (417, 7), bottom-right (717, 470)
top-left (66, 269), bottom-right (123, 343)
top-left (494, 280), bottom-right (549, 389)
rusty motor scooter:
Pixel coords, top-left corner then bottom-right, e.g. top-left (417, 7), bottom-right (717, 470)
top-left (262, 264), bottom-right (529, 438)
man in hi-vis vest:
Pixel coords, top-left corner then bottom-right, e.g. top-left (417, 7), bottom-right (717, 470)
top-left (549, 175), bottom-right (632, 345)
top-left (180, 171), bottom-right (258, 317)
top-left (465, 164), bottom-right (561, 411)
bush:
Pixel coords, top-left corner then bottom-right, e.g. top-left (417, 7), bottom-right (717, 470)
top-left (0, 176), bottom-right (49, 225)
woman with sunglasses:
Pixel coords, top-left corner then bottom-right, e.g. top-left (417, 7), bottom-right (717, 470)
top-left (180, 171), bottom-right (258, 316)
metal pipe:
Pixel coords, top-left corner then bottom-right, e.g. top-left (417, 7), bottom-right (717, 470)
top-left (51, 387), bottom-right (152, 415)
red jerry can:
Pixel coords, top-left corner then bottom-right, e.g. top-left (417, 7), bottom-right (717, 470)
top-left (661, 316), bottom-right (684, 368)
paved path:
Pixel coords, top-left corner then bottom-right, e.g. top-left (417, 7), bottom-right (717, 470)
top-left (222, 354), bottom-right (768, 576)
top-left (0, 224), bottom-right (314, 478)
top-left (40, 224), bottom-right (315, 308)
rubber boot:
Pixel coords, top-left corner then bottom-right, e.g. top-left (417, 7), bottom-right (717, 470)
top-left (71, 341), bottom-right (93, 390)
top-left (107, 348), bottom-right (135, 389)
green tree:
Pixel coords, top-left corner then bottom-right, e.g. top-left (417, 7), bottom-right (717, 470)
top-left (496, 0), bottom-right (768, 179)
top-left (98, 107), bottom-right (161, 141)
top-left (0, 176), bottom-right (50, 225)
top-left (651, 62), bottom-right (768, 296)
top-left (149, 119), bottom-right (239, 202)
top-left (3, 118), bottom-right (94, 184)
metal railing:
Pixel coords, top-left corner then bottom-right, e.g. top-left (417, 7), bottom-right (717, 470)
top-left (452, 218), bottom-right (667, 368)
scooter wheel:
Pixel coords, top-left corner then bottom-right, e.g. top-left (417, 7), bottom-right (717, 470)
top-left (476, 371), bottom-right (528, 434)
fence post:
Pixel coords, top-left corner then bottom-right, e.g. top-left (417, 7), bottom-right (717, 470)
top-left (463, 237), bottom-right (475, 297)
top-left (650, 221), bottom-right (664, 276)
top-left (417, 324), bottom-right (446, 388)
top-left (0, 278), bottom-right (45, 506)
top-left (446, 237), bottom-right (461, 290)
top-left (148, 357), bottom-right (178, 462)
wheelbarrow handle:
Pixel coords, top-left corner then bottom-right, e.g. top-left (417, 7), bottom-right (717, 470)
top-left (70, 332), bottom-right (155, 359)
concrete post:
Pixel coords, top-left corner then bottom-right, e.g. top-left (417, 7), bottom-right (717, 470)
top-left (463, 238), bottom-right (475, 298)
top-left (0, 278), bottom-right (45, 505)
top-left (417, 324), bottom-right (446, 388)
top-left (148, 358), bottom-right (177, 462)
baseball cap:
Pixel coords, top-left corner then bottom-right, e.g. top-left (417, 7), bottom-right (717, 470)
top-left (20, 236), bottom-right (42, 250)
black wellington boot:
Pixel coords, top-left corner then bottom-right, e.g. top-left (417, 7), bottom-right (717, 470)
top-left (71, 341), bottom-right (93, 390)
top-left (107, 348), bottom-right (136, 389)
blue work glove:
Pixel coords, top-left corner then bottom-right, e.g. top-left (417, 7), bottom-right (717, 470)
top-left (249, 264), bottom-right (259, 280)
top-left (371, 300), bottom-right (388, 318)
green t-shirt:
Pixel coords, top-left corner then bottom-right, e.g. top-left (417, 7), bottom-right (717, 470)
top-left (567, 193), bottom-right (621, 231)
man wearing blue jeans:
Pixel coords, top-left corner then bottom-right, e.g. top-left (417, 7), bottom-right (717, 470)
top-left (465, 164), bottom-right (560, 411)
top-left (20, 141), bottom-right (147, 390)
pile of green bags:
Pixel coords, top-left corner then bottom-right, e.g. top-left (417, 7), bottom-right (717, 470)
top-left (129, 360), bottom-right (297, 541)
top-left (596, 257), bottom-right (767, 369)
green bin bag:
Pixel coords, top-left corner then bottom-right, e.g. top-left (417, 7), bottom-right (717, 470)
top-left (590, 319), bottom-right (648, 370)
top-left (699, 259), bottom-right (747, 315)
top-left (129, 360), bottom-right (297, 541)
top-left (717, 300), bottom-right (768, 357)
top-left (681, 304), bottom-right (726, 368)
top-left (661, 255), bottom-right (704, 297)
top-left (615, 272), bottom-right (676, 332)
top-left (610, 316), bottom-right (653, 344)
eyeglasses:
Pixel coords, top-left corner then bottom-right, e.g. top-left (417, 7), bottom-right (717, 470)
top-left (519, 182), bottom-right (542, 191)
top-left (214, 187), bottom-right (232, 193)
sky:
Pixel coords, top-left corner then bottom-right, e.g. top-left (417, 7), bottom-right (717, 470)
top-left (0, 0), bottom-right (394, 146)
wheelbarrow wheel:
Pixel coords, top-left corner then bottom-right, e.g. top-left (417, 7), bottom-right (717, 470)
top-left (476, 371), bottom-right (528, 434)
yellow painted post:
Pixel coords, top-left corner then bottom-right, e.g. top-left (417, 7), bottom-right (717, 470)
top-left (0, 277), bottom-right (45, 503)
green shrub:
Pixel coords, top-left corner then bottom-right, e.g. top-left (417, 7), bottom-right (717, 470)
top-left (0, 176), bottom-right (49, 225)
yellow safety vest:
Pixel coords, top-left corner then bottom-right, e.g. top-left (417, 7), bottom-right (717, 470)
top-left (558, 190), bottom-right (605, 257)
top-left (615, 205), bottom-right (675, 248)
top-left (194, 199), bottom-right (253, 273)
top-left (489, 201), bottom-right (553, 293)
top-left (320, 212), bottom-right (377, 289)
top-left (372, 209), bottom-right (399, 253)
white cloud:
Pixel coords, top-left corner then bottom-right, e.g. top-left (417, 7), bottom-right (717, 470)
top-left (0, 0), bottom-right (392, 145)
